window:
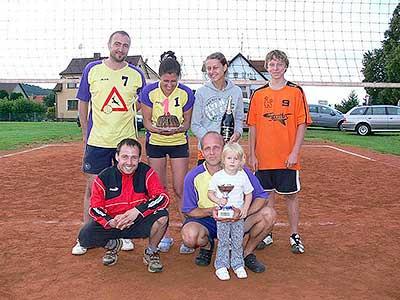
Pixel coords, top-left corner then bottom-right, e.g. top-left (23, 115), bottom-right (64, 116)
top-left (372, 107), bottom-right (386, 115)
top-left (387, 107), bottom-right (400, 115)
top-left (67, 99), bottom-right (78, 111)
top-left (248, 73), bottom-right (256, 80)
top-left (308, 105), bottom-right (318, 113)
top-left (66, 82), bottom-right (79, 89)
top-left (233, 72), bottom-right (238, 79)
top-left (320, 106), bottom-right (332, 114)
top-left (240, 86), bottom-right (248, 98)
top-left (350, 107), bottom-right (367, 115)
top-left (243, 100), bottom-right (249, 113)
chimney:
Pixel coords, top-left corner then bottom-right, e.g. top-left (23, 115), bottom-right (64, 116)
top-left (94, 53), bottom-right (101, 59)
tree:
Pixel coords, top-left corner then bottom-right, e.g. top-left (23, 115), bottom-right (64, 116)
top-left (362, 3), bottom-right (400, 105)
top-left (335, 90), bottom-right (359, 113)
top-left (43, 92), bottom-right (55, 107)
top-left (10, 92), bottom-right (24, 100)
top-left (0, 90), bottom-right (9, 100)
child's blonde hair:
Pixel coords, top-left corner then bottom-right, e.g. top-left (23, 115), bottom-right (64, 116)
top-left (221, 142), bottom-right (246, 169)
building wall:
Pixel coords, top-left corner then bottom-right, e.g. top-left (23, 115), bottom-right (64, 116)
top-left (56, 78), bottom-right (79, 120)
top-left (228, 57), bottom-right (270, 98)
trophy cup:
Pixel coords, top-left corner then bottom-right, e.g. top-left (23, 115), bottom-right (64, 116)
top-left (217, 184), bottom-right (234, 218)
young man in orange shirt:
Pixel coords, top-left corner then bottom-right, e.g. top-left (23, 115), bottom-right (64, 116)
top-left (247, 50), bottom-right (312, 254)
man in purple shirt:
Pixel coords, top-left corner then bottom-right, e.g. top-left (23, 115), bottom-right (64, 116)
top-left (181, 131), bottom-right (276, 273)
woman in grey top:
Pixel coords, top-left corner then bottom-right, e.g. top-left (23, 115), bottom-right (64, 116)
top-left (191, 52), bottom-right (244, 164)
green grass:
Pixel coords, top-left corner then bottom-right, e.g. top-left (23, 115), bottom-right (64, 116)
top-left (306, 127), bottom-right (400, 155)
top-left (0, 121), bottom-right (82, 150)
top-left (1, 122), bottom-right (399, 156)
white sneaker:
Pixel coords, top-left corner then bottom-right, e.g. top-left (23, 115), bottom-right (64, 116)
top-left (179, 242), bottom-right (195, 254)
top-left (263, 233), bottom-right (274, 246)
top-left (215, 267), bottom-right (230, 281)
top-left (157, 237), bottom-right (174, 253)
top-left (256, 232), bottom-right (273, 250)
top-left (72, 240), bottom-right (87, 255)
top-left (121, 239), bottom-right (135, 251)
top-left (234, 266), bottom-right (248, 279)
top-left (290, 233), bottom-right (305, 254)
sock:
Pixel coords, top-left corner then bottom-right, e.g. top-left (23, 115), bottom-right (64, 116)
top-left (105, 239), bottom-right (117, 250)
top-left (145, 245), bottom-right (157, 254)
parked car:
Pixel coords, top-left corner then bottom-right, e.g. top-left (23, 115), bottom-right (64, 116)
top-left (342, 105), bottom-right (400, 136)
top-left (308, 104), bottom-right (344, 130)
top-left (136, 112), bottom-right (144, 130)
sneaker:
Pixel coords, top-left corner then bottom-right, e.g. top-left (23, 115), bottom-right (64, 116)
top-left (179, 242), bottom-right (195, 254)
top-left (244, 253), bottom-right (266, 273)
top-left (157, 237), bottom-right (174, 253)
top-left (102, 239), bottom-right (123, 266)
top-left (234, 266), bottom-right (248, 279)
top-left (256, 232), bottom-right (274, 250)
top-left (143, 249), bottom-right (163, 273)
top-left (121, 239), bottom-right (135, 251)
top-left (215, 267), bottom-right (230, 281)
top-left (72, 240), bottom-right (87, 255)
top-left (290, 233), bottom-right (305, 254)
top-left (195, 241), bottom-right (214, 266)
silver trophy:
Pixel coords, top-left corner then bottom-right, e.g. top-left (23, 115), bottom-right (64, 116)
top-left (217, 184), bottom-right (234, 218)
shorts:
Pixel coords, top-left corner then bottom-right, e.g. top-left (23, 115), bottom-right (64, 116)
top-left (183, 216), bottom-right (217, 242)
top-left (255, 169), bottom-right (300, 194)
top-left (82, 145), bottom-right (117, 174)
top-left (146, 142), bottom-right (189, 159)
top-left (78, 209), bottom-right (169, 248)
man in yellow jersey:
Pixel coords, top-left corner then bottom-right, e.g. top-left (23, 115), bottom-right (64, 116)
top-left (247, 50), bottom-right (312, 254)
top-left (72, 31), bottom-right (146, 255)
top-left (181, 132), bottom-right (276, 273)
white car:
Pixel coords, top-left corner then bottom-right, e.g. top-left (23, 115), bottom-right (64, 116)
top-left (342, 105), bottom-right (400, 136)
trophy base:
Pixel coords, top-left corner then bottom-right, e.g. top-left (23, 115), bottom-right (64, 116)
top-left (217, 208), bottom-right (234, 218)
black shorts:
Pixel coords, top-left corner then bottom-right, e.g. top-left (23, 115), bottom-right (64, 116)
top-left (146, 142), bottom-right (189, 158)
top-left (78, 209), bottom-right (169, 248)
top-left (82, 145), bottom-right (117, 174)
top-left (255, 169), bottom-right (300, 194)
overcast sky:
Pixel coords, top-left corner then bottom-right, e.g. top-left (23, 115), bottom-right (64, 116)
top-left (0, 0), bottom-right (398, 104)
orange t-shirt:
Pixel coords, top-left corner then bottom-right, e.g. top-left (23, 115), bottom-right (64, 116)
top-left (246, 82), bottom-right (312, 170)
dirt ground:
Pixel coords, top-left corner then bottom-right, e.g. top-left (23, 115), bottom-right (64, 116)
top-left (1, 137), bottom-right (399, 300)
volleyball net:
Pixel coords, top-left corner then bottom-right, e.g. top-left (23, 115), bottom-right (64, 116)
top-left (0, 0), bottom-right (399, 88)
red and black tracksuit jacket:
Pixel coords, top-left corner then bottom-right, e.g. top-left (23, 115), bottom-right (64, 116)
top-left (89, 163), bottom-right (169, 229)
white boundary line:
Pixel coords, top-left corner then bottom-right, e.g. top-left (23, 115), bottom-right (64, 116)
top-left (1, 143), bottom-right (375, 161)
top-left (304, 144), bottom-right (375, 161)
top-left (0, 143), bottom-right (73, 159)
top-left (0, 145), bottom-right (49, 159)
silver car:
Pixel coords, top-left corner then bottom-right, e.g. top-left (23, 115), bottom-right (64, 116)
top-left (342, 105), bottom-right (400, 136)
top-left (309, 104), bottom-right (344, 130)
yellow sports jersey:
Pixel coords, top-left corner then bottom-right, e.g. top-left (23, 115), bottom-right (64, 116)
top-left (139, 82), bottom-right (194, 146)
top-left (182, 163), bottom-right (215, 213)
top-left (77, 60), bottom-right (145, 148)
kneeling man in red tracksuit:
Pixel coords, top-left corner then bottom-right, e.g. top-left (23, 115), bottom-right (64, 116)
top-left (75, 138), bottom-right (169, 273)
